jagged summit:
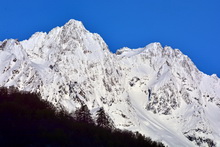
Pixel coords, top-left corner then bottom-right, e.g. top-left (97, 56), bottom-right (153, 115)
top-left (0, 19), bottom-right (220, 147)
top-left (65, 19), bottom-right (85, 29)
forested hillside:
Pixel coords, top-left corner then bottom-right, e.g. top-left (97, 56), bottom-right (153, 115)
top-left (0, 87), bottom-right (164, 147)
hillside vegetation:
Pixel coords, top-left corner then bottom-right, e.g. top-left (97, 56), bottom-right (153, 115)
top-left (0, 87), bottom-right (164, 147)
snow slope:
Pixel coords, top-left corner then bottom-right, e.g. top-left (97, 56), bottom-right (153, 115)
top-left (0, 19), bottom-right (220, 147)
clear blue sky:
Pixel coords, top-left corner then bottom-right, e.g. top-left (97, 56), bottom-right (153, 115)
top-left (0, 0), bottom-right (220, 76)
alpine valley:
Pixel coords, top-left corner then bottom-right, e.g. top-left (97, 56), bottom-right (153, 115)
top-left (0, 19), bottom-right (220, 147)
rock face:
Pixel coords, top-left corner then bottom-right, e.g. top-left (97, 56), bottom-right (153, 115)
top-left (0, 19), bottom-right (220, 147)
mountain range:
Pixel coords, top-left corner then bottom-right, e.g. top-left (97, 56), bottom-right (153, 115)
top-left (0, 19), bottom-right (220, 147)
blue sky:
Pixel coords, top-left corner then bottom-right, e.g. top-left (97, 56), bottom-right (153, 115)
top-left (0, 0), bottom-right (220, 76)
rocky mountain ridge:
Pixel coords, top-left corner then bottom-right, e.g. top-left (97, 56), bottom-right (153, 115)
top-left (0, 19), bottom-right (220, 147)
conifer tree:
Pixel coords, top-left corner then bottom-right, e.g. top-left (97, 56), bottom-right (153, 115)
top-left (96, 107), bottom-right (113, 129)
top-left (75, 104), bottom-right (94, 124)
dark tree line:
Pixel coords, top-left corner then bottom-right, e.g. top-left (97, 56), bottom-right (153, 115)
top-left (0, 87), bottom-right (164, 147)
top-left (74, 105), bottom-right (114, 129)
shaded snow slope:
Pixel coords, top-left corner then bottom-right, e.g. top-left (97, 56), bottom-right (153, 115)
top-left (0, 19), bottom-right (220, 147)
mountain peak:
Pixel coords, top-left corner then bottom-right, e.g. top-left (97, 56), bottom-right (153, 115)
top-left (66, 19), bottom-right (83, 26)
top-left (63, 19), bottom-right (86, 32)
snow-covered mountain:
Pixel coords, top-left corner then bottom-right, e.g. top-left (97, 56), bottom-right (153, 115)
top-left (0, 19), bottom-right (220, 147)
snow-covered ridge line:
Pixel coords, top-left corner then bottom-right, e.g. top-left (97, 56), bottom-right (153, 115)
top-left (0, 19), bottom-right (220, 147)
